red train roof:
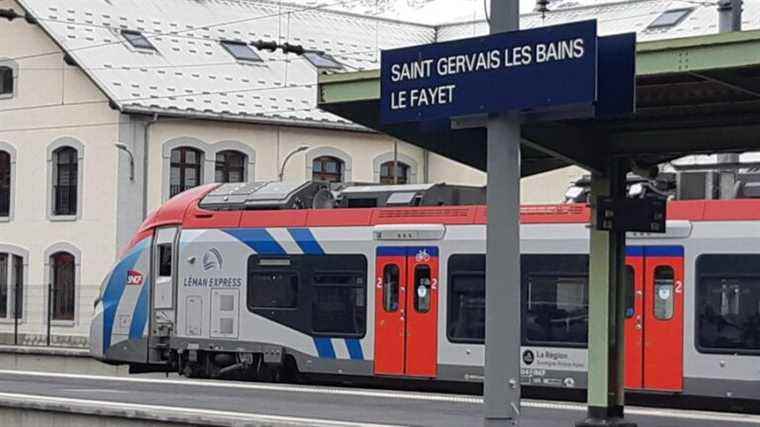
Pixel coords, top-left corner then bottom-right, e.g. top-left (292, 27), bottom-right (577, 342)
top-left (134, 183), bottom-right (760, 233)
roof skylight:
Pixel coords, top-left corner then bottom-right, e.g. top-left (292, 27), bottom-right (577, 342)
top-left (647, 8), bottom-right (692, 29)
top-left (221, 41), bottom-right (262, 62)
top-left (121, 30), bottom-right (156, 50)
top-left (303, 51), bottom-right (343, 70)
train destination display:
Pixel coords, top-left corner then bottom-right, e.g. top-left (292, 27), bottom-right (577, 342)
top-left (380, 20), bottom-right (600, 123)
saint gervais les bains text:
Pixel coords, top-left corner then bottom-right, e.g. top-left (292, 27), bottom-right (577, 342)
top-left (388, 38), bottom-right (585, 110)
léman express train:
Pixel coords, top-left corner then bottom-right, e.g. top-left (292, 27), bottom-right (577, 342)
top-left (90, 181), bottom-right (760, 400)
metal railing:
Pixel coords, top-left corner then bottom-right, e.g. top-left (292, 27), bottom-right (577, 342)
top-left (0, 189), bottom-right (9, 217)
top-left (53, 185), bottom-right (77, 216)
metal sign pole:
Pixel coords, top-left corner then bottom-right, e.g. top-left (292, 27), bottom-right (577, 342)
top-left (577, 160), bottom-right (634, 427)
top-left (484, 1), bottom-right (521, 426)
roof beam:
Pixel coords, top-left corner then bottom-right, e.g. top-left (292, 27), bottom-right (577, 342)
top-left (521, 125), bottom-right (606, 175)
top-left (637, 29), bottom-right (760, 75)
top-left (609, 123), bottom-right (760, 156)
top-left (319, 70), bottom-right (380, 104)
top-left (690, 69), bottom-right (760, 98)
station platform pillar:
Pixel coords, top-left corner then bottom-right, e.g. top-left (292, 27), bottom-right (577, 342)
top-left (577, 161), bottom-right (636, 427)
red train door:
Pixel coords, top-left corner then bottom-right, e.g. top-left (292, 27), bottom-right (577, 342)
top-left (624, 254), bottom-right (644, 389)
top-left (374, 247), bottom-right (438, 377)
top-left (642, 247), bottom-right (684, 391)
top-left (374, 248), bottom-right (406, 376)
top-left (624, 246), bottom-right (684, 392)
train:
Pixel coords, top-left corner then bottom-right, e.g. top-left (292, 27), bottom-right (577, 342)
top-left (90, 181), bottom-right (760, 400)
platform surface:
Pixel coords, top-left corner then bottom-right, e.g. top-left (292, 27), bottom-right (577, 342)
top-left (0, 370), bottom-right (757, 427)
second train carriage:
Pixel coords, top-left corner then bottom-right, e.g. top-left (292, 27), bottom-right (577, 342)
top-left (90, 182), bottom-right (760, 400)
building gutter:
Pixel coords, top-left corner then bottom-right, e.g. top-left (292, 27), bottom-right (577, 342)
top-left (122, 106), bottom-right (374, 134)
top-left (143, 114), bottom-right (158, 220)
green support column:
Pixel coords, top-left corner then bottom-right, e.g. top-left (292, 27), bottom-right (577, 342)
top-left (577, 160), bottom-right (635, 427)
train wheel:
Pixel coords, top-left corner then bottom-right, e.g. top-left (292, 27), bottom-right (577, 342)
top-left (279, 355), bottom-right (300, 383)
top-left (182, 363), bottom-right (201, 378)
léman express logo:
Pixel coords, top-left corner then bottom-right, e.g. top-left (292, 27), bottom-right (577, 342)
top-left (202, 248), bottom-right (224, 272)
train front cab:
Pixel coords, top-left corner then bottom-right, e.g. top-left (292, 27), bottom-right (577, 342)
top-left (90, 185), bottom-right (214, 368)
top-left (89, 223), bottom-right (180, 369)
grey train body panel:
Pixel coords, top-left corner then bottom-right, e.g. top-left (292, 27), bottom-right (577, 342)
top-left (91, 215), bottom-right (760, 400)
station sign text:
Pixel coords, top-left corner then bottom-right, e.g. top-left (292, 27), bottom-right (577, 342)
top-left (381, 20), bottom-right (598, 123)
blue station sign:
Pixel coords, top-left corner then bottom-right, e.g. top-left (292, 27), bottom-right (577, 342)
top-left (380, 20), bottom-right (601, 124)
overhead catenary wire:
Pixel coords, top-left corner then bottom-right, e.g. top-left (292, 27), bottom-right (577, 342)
top-left (0, 76), bottom-right (324, 114)
top-left (2, 0), bottom-right (697, 67)
top-left (15, 45), bottom-right (378, 70)
top-left (0, 44), bottom-right (383, 115)
top-left (0, 0), bottom-right (366, 62)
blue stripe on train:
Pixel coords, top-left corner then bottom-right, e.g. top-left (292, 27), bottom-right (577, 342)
top-left (288, 228), bottom-right (325, 255)
top-left (377, 246), bottom-right (439, 257)
top-left (626, 245), bottom-right (683, 257)
top-left (102, 238), bottom-right (149, 351)
top-left (313, 337), bottom-right (335, 358)
top-left (129, 278), bottom-right (150, 340)
top-left (223, 228), bottom-right (286, 255)
top-left (345, 338), bottom-right (364, 360)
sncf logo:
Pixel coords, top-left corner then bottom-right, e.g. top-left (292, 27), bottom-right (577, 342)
top-left (127, 270), bottom-right (144, 286)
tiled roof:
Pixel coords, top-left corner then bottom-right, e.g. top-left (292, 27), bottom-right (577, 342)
top-left (438, 0), bottom-right (758, 42)
top-left (17, 0), bottom-right (434, 128)
top-left (14, 0), bottom-right (750, 128)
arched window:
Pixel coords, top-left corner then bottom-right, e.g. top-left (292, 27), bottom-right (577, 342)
top-left (50, 251), bottom-right (75, 321)
top-left (170, 147), bottom-right (202, 197)
top-left (215, 150), bottom-right (246, 183)
top-left (380, 161), bottom-right (410, 185)
top-left (0, 66), bottom-right (12, 97)
top-left (53, 147), bottom-right (78, 216)
top-left (312, 156), bottom-right (344, 183)
top-left (0, 151), bottom-right (9, 217)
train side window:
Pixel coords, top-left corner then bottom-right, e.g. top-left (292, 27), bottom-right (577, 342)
top-left (447, 254), bottom-right (485, 344)
top-left (523, 254), bottom-right (589, 347)
top-left (653, 266), bottom-right (674, 320)
top-left (526, 276), bottom-right (588, 345)
top-left (625, 266), bottom-right (635, 318)
top-left (250, 271), bottom-right (298, 308)
top-left (383, 264), bottom-right (400, 312)
top-left (414, 265), bottom-right (432, 313)
top-left (697, 254), bottom-right (760, 354)
top-left (310, 255), bottom-right (367, 337)
top-left (157, 244), bottom-right (172, 277)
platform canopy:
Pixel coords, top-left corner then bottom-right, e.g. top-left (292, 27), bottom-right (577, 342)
top-left (318, 29), bottom-right (760, 176)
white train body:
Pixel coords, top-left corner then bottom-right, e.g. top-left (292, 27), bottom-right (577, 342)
top-left (90, 183), bottom-right (760, 399)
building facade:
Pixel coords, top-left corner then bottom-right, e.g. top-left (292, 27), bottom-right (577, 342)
top-left (0, 0), bottom-right (739, 346)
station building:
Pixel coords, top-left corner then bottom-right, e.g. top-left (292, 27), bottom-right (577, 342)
top-left (0, 0), bottom-right (755, 346)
